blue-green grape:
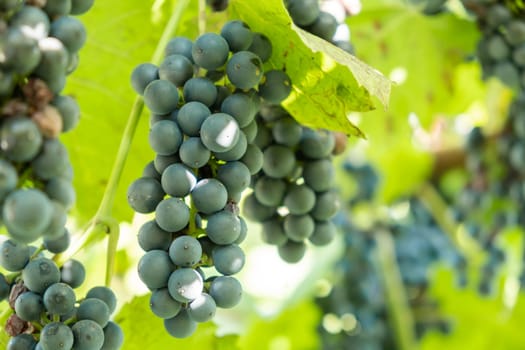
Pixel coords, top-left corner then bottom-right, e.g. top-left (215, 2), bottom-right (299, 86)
top-left (209, 276), bottom-right (242, 308)
top-left (142, 161), bottom-right (161, 181)
top-left (154, 153), bottom-right (180, 174)
top-left (164, 308), bottom-right (197, 338)
top-left (148, 119), bottom-right (182, 155)
top-left (177, 101), bottom-right (210, 136)
top-left (50, 16), bottom-right (86, 53)
top-left (60, 259), bottom-right (86, 289)
top-left (7, 334), bottom-right (37, 350)
top-left (52, 95), bottom-right (80, 132)
top-left (191, 178), bottom-right (228, 214)
top-left (242, 193), bottom-right (275, 221)
top-left (259, 70), bottom-right (292, 104)
top-left (183, 77), bottom-right (217, 107)
top-left (77, 298), bottom-right (110, 327)
top-left (226, 51), bottom-right (263, 89)
top-left (216, 161), bottom-right (251, 195)
top-left (127, 177), bottom-right (165, 214)
top-left (206, 210), bottom-right (241, 245)
top-left (191, 33), bottom-right (229, 70)
top-left (169, 235), bottom-right (202, 267)
top-left (262, 145), bottom-right (296, 178)
top-left (34, 37), bottom-right (68, 82)
top-left (254, 176), bottom-right (286, 207)
top-left (261, 218), bottom-right (287, 246)
top-left (44, 230), bottom-right (71, 254)
top-left (283, 214), bottom-right (315, 242)
top-left (200, 113), bottom-right (240, 153)
top-left (144, 80), bottom-right (179, 114)
top-left (0, 273), bottom-right (10, 301)
top-left (212, 244), bottom-right (245, 275)
top-left (221, 20), bottom-right (253, 52)
top-left (0, 116), bottom-right (42, 162)
top-left (149, 288), bottom-right (182, 319)
top-left (271, 117), bottom-right (302, 148)
top-left (71, 320), bottom-right (105, 350)
top-left (43, 282), bottom-right (76, 316)
top-left (43, 0), bottom-right (71, 17)
top-left (10, 6), bottom-right (50, 40)
top-left (188, 293), bottom-right (216, 322)
top-left (138, 220), bottom-right (173, 252)
top-left (31, 139), bottom-right (69, 180)
top-left (43, 201), bottom-right (67, 239)
top-left (138, 250), bottom-right (174, 290)
top-left (299, 128), bottom-right (335, 159)
top-left (0, 70), bottom-right (14, 96)
top-left (40, 322), bottom-right (74, 350)
top-left (159, 54), bottom-right (194, 87)
top-left (45, 178), bottom-right (76, 210)
top-left (0, 239), bottom-right (29, 272)
top-left (179, 137), bottom-right (211, 168)
top-left (240, 144), bottom-right (264, 175)
top-left (305, 11), bottom-right (337, 41)
top-left (303, 159), bottom-right (335, 192)
top-left (241, 119), bottom-right (258, 143)
top-left (235, 217), bottom-right (248, 244)
top-left (278, 240), bottom-right (307, 263)
top-left (287, 0), bottom-right (319, 26)
top-left (167, 268), bottom-right (204, 303)
top-left (309, 220), bottom-right (336, 246)
top-left (2, 29), bottom-right (41, 75)
top-left (86, 286), bottom-right (117, 314)
top-left (130, 63), bottom-right (159, 95)
top-left (504, 20), bottom-right (525, 46)
top-left (283, 184), bottom-right (316, 215)
top-left (155, 197), bottom-right (190, 232)
top-left (22, 257), bottom-right (61, 294)
top-left (14, 291), bottom-right (44, 321)
top-left (220, 93), bottom-right (257, 128)
top-left (3, 189), bottom-right (52, 242)
top-left (248, 33), bottom-right (272, 62)
top-left (165, 37), bottom-right (194, 62)
top-left (311, 190), bottom-right (339, 220)
top-left (161, 163), bottom-right (196, 197)
top-left (214, 131), bottom-right (247, 161)
top-left (101, 321), bottom-right (124, 350)
top-left (70, 0), bottom-right (95, 15)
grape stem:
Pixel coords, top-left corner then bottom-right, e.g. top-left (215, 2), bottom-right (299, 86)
top-left (59, 0), bottom-right (192, 285)
top-left (374, 230), bottom-right (419, 350)
top-left (198, 0), bottom-right (206, 35)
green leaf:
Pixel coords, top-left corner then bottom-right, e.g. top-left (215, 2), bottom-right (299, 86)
top-left (115, 294), bottom-right (240, 349)
top-left (230, 0), bottom-right (391, 136)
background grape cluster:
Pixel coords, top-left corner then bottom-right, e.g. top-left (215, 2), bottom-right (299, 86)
top-left (0, 1), bottom-right (123, 349)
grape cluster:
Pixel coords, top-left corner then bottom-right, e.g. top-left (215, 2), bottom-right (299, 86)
top-left (316, 163), bottom-right (459, 349)
top-left (242, 107), bottom-right (340, 263)
top-left (0, 244), bottom-right (123, 350)
top-left (461, 0), bottom-right (525, 91)
top-left (0, 1), bottom-right (91, 245)
top-left (127, 20), bottom-right (293, 338)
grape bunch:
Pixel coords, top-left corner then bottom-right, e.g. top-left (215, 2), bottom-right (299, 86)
top-left (242, 107), bottom-right (340, 263)
top-left (0, 0), bottom-right (91, 245)
top-left (316, 162), bottom-right (460, 350)
top-left (127, 20), bottom-right (293, 338)
top-left (0, 244), bottom-right (123, 350)
top-left (461, 0), bottom-right (525, 91)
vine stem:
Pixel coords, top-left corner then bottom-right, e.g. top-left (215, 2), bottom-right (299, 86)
top-left (60, 0), bottom-right (192, 285)
top-left (198, 0), bottom-right (206, 35)
top-left (374, 230), bottom-right (419, 350)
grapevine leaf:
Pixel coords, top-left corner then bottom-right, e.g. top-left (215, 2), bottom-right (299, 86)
top-left (114, 294), bottom-right (240, 349)
top-left (230, 0), bottom-right (392, 136)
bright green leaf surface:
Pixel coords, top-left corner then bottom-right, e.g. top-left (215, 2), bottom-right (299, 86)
top-left (230, 0), bottom-right (391, 136)
top-left (115, 294), bottom-right (239, 349)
